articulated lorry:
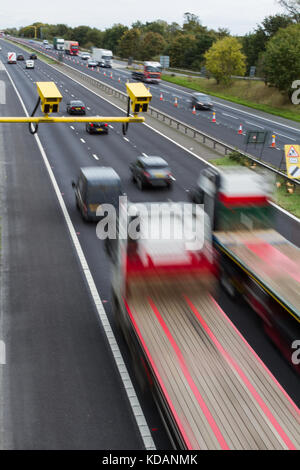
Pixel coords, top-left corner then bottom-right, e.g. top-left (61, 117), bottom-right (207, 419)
top-left (91, 48), bottom-right (112, 67)
top-left (64, 40), bottom-right (79, 55)
top-left (190, 166), bottom-right (300, 373)
top-left (53, 37), bottom-right (64, 51)
top-left (131, 61), bottom-right (162, 83)
top-left (106, 201), bottom-right (300, 449)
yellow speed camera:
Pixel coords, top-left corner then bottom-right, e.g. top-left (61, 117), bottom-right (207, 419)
top-left (36, 82), bottom-right (63, 114)
top-left (126, 82), bottom-right (152, 114)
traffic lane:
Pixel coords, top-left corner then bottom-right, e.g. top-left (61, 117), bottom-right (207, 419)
top-left (0, 69), bottom-right (146, 449)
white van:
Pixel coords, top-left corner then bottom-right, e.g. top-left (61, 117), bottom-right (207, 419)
top-left (25, 60), bottom-right (35, 69)
top-left (7, 52), bottom-right (17, 64)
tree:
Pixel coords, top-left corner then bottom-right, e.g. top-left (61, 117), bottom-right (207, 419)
top-left (102, 24), bottom-right (128, 54)
top-left (263, 23), bottom-right (300, 94)
top-left (140, 32), bottom-right (166, 60)
top-left (278, 0), bottom-right (300, 22)
top-left (117, 28), bottom-right (141, 59)
top-left (205, 37), bottom-right (246, 85)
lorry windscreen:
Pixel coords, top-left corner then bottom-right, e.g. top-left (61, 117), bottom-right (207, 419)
top-left (145, 66), bottom-right (161, 73)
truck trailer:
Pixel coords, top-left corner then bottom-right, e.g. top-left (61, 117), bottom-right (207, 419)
top-left (105, 201), bottom-right (300, 449)
top-left (190, 166), bottom-right (300, 373)
top-left (91, 48), bottom-right (112, 67)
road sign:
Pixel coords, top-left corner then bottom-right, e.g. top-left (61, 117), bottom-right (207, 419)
top-left (160, 56), bottom-right (170, 68)
top-left (249, 66), bottom-right (256, 78)
top-left (284, 145), bottom-right (300, 179)
top-left (245, 130), bottom-right (268, 145)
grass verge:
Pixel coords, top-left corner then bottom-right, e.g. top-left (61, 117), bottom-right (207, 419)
top-left (162, 74), bottom-right (300, 124)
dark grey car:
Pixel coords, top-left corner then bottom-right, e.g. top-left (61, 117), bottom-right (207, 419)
top-left (72, 166), bottom-right (122, 221)
top-left (130, 156), bottom-right (173, 190)
top-left (190, 93), bottom-right (213, 110)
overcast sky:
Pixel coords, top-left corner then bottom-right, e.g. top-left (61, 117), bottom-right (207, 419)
top-left (0, 0), bottom-right (285, 35)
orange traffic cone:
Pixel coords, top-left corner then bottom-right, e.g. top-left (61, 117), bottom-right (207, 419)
top-left (110, 73), bottom-right (113, 79)
top-left (212, 112), bottom-right (216, 123)
top-left (104, 71), bottom-right (106, 76)
top-left (174, 97), bottom-right (178, 107)
top-left (192, 106), bottom-right (196, 115)
top-left (160, 93), bottom-right (163, 101)
top-left (238, 124), bottom-right (243, 135)
top-left (270, 134), bottom-right (276, 148)
top-left (118, 77), bottom-right (121, 83)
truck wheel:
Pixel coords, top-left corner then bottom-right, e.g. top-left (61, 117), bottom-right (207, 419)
top-left (137, 177), bottom-right (144, 190)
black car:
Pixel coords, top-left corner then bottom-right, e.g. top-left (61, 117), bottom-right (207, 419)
top-left (130, 156), bottom-right (173, 190)
top-left (190, 93), bottom-right (213, 110)
top-left (30, 53), bottom-right (37, 60)
top-left (98, 59), bottom-right (112, 68)
top-left (66, 100), bottom-right (86, 115)
top-left (17, 54), bottom-right (24, 61)
top-left (86, 122), bottom-right (108, 134)
top-left (72, 166), bottom-right (122, 221)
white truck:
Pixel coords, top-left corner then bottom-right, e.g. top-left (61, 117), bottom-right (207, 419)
top-left (7, 52), bottom-right (16, 64)
top-left (91, 48), bottom-right (112, 67)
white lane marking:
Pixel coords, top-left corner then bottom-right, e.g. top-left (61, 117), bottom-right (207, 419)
top-left (170, 175), bottom-right (176, 181)
top-left (87, 106), bottom-right (90, 110)
top-left (71, 94), bottom-right (75, 97)
top-left (270, 201), bottom-right (300, 222)
top-left (123, 137), bottom-right (129, 142)
top-left (80, 138), bottom-right (85, 143)
top-left (5, 64), bottom-right (156, 451)
top-left (44, 57), bottom-right (300, 225)
top-left (109, 125), bottom-right (114, 129)
top-left (216, 100), bottom-right (300, 134)
top-left (245, 121), bottom-right (264, 129)
top-left (70, 125), bottom-right (74, 130)
top-left (142, 153), bottom-right (148, 157)
top-left (93, 154), bottom-right (99, 160)
top-left (275, 132), bottom-right (296, 141)
top-left (0, 341), bottom-right (5, 365)
top-left (222, 112), bottom-right (238, 120)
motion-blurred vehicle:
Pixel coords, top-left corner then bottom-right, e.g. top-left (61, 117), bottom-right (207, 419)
top-left (131, 61), bottom-right (161, 83)
top-left (17, 53), bottom-right (24, 60)
top-left (190, 92), bottom-right (213, 110)
top-left (66, 100), bottom-right (86, 115)
top-left (87, 59), bottom-right (98, 68)
top-left (190, 165), bottom-right (300, 373)
top-left (29, 53), bottom-right (37, 60)
top-left (86, 122), bottom-right (108, 134)
top-left (25, 60), bottom-right (34, 69)
top-left (7, 52), bottom-right (16, 64)
top-left (91, 48), bottom-right (112, 67)
top-left (72, 166), bottom-right (122, 221)
top-left (130, 156), bottom-right (173, 190)
top-left (81, 53), bottom-right (90, 60)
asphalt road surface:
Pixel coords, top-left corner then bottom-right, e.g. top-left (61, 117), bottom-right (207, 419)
top-left (0, 39), bottom-right (299, 450)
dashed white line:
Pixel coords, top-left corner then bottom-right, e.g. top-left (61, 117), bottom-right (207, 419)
top-left (275, 132), bottom-right (296, 141)
top-left (123, 137), bottom-right (129, 142)
top-left (109, 125), bottom-right (114, 129)
top-left (80, 138), bottom-right (85, 143)
top-left (142, 152), bottom-right (148, 157)
top-left (245, 121), bottom-right (264, 129)
top-left (70, 125), bottom-right (75, 130)
top-left (222, 112), bottom-right (238, 120)
top-left (93, 154), bottom-right (99, 160)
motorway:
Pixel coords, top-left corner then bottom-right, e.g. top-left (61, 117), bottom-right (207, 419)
top-left (21, 39), bottom-right (300, 169)
top-left (0, 38), bottom-right (299, 449)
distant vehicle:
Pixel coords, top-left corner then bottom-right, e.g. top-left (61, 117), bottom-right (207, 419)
top-left (71, 166), bottom-right (122, 221)
top-left (86, 122), bottom-right (108, 134)
top-left (29, 40), bottom-right (34, 44)
top-left (0, 46), bottom-right (2, 51)
top-left (91, 48), bottom-right (112, 68)
top-left (25, 60), bottom-right (34, 69)
top-left (130, 156), bottom-right (173, 190)
top-left (53, 37), bottom-right (64, 51)
top-left (30, 53), bottom-right (37, 60)
top-left (7, 52), bottom-right (16, 64)
top-left (44, 44), bottom-right (52, 50)
top-left (81, 53), bottom-right (90, 60)
top-left (66, 100), bottom-right (86, 115)
top-left (17, 54), bottom-right (24, 60)
top-left (87, 59), bottom-right (98, 68)
top-left (190, 92), bottom-right (213, 110)
top-left (131, 61), bottom-right (162, 83)
top-left (64, 40), bottom-right (79, 56)
top-left (43, 39), bottom-right (48, 45)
